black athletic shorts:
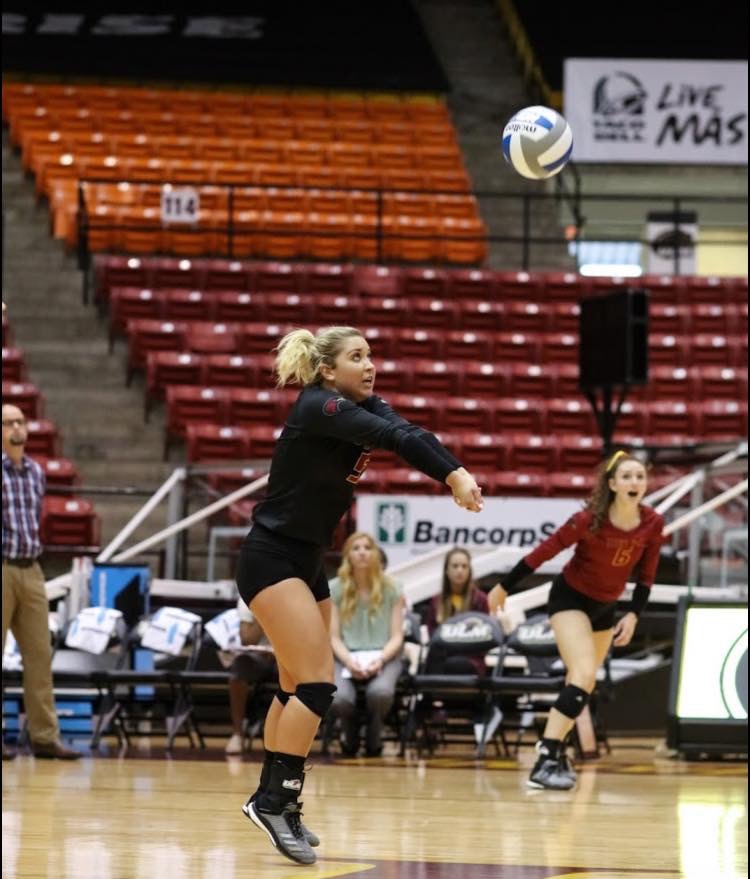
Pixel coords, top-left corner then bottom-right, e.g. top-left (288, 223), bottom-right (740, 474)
top-left (235, 523), bottom-right (331, 605)
top-left (547, 575), bottom-right (617, 631)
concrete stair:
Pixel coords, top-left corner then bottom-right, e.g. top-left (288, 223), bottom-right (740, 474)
top-left (3, 133), bottom-right (174, 561)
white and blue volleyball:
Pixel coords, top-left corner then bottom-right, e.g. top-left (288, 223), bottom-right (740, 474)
top-left (502, 106), bottom-right (573, 180)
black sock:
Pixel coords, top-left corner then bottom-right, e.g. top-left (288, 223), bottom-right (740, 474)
top-left (257, 748), bottom-right (275, 795)
top-left (257, 752), bottom-right (307, 812)
top-left (539, 737), bottom-right (562, 761)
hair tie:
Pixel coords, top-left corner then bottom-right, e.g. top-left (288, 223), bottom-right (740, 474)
top-left (606, 449), bottom-right (628, 472)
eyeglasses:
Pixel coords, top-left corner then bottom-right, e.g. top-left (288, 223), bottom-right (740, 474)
top-left (2, 419), bottom-right (26, 427)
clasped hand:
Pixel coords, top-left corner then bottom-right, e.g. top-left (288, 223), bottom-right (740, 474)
top-left (447, 468), bottom-right (483, 512)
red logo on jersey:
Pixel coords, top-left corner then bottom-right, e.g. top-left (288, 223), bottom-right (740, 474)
top-left (323, 396), bottom-right (346, 416)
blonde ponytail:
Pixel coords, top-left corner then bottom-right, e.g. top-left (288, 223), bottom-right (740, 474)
top-left (274, 326), bottom-right (363, 388)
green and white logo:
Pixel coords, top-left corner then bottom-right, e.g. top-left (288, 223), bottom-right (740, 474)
top-left (376, 502), bottom-right (408, 545)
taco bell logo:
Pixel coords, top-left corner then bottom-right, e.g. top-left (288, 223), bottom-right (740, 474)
top-left (592, 71), bottom-right (647, 142)
top-left (377, 502), bottom-right (407, 545)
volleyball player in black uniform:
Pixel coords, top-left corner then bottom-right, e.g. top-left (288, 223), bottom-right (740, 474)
top-left (238, 326), bottom-right (483, 865)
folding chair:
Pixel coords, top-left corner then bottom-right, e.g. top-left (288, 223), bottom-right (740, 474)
top-left (405, 611), bottom-right (505, 758)
top-left (96, 607), bottom-right (206, 750)
top-left (486, 614), bottom-right (612, 759)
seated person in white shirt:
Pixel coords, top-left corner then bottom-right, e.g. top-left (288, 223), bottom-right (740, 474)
top-left (226, 597), bottom-right (278, 755)
top-left (329, 532), bottom-right (405, 757)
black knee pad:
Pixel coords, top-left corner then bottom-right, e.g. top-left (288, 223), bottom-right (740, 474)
top-left (554, 684), bottom-right (590, 719)
top-left (294, 682), bottom-right (337, 718)
top-left (275, 689), bottom-right (294, 706)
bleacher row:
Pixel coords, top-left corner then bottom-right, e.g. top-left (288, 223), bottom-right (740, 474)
top-left (4, 81), bottom-right (485, 265)
top-left (84, 255), bottom-right (749, 502)
top-left (1, 316), bottom-right (100, 550)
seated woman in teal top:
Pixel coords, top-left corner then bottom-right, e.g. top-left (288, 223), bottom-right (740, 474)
top-left (329, 531), bottom-right (405, 757)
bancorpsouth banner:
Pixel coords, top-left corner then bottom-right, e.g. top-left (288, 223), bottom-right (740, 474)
top-left (356, 496), bottom-right (581, 568)
top-left (564, 59), bottom-right (747, 164)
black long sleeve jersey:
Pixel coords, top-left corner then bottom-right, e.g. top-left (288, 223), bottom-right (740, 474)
top-left (252, 385), bottom-right (463, 546)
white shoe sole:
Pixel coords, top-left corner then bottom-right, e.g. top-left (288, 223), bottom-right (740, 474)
top-left (242, 801), bottom-right (279, 851)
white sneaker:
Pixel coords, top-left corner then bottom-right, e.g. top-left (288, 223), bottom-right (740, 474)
top-left (225, 733), bottom-right (244, 755)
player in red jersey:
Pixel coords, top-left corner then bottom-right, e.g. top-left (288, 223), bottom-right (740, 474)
top-left (488, 450), bottom-right (664, 789)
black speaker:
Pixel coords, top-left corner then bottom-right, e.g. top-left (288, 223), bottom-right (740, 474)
top-left (579, 288), bottom-right (649, 390)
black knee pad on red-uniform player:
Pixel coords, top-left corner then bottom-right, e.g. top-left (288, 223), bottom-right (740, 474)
top-left (294, 682), bottom-right (337, 718)
top-left (554, 684), bottom-right (590, 719)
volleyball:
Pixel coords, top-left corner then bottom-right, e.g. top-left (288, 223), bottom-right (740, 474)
top-left (502, 105), bottom-right (573, 180)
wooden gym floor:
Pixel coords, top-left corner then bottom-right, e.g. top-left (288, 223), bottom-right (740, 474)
top-left (2, 738), bottom-right (747, 878)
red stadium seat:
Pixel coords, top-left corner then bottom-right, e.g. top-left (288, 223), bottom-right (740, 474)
top-left (456, 299), bottom-right (504, 331)
top-left (185, 424), bottom-right (251, 462)
top-left (163, 289), bottom-right (216, 322)
top-left (546, 399), bottom-right (597, 434)
top-left (386, 393), bottom-right (441, 431)
top-left (214, 291), bottom-right (266, 322)
top-left (494, 270), bottom-right (545, 300)
top-left (227, 388), bottom-right (289, 428)
top-left (372, 359), bottom-right (410, 394)
top-left (441, 397), bottom-right (494, 432)
top-left (204, 466), bottom-right (265, 496)
top-left (684, 275), bottom-right (732, 304)
top-left (507, 433), bottom-right (560, 472)
top-left (492, 399), bottom-right (544, 434)
top-left (185, 322), bottom-right (239, 355)
top-left (447, 269), bottom-right (497, 300)
top-left (647, 400), bottom-right (697, 436)
top-left (305, 262), bottom-right (354, 295)
top-left (264, 292), bottom-right (314, 324)
top-left (2, 382), bottom-right (44, 419)
top-left (394, 328), bottom-right (444, 359)
top-left (40, 497), bottom-right (100, 549)
top-left (151, 257), bottom-right (205, 290)
top-left (699, 366), bottom-right (746, 401)
top-left (94, 255), bottom-right (151, 302)
top-left (35, 457), bottom-right (79, 491)
top-left (25, 419), bottom-right (60, 458)
top-left (690, 334), bottom-right (736, 367)
top-left (649, 304), bottom-right (689, 335)
top-left (145, 351), bottom-right (205, 414)
top-left (648, 334), bottom-right (690, 367)
top-left (126, 319), bottom-right (188, 383)
top-left (493, 333), bottom-right (540, 364)
top-left (204, 354), bottom-right (272, 389)
top-left (697, 400), bottom-right (747, 440)
top-left (410, 298), bottom-right (458, 329)
top-left (311, 294), bottom-right (363, 325)
top-left (165, 385), bottom-right (230, 446)
top-left (459, 432), bottom-right (507, 470)
top-left (639, 366), bottom-right (696, 402)
top-left (254, 261), bottom-right (306, 293)
top-left (540, 272), bottom-right (590, 303)
top-left (640, 274), bottom-right (686, 305)
top-left (360, 296), bottom-right (409, 327)
top-left (443, 330), bottom-right (493, 362)
top-left (401, 267), bottom-right (450, 298)
top-left (459, 362), bottom-right (508, 398)
top-left (412, 359), bottom-right (461, 395)
top-left (690, 304), bottom-right (734, 335)
top-left (380, 468), bottom-right (441, 495)
top-left (558, 434), bottom-right (604, 471)
top-left (555, 364), bottom-right (581, 397)
top-left (2, 347), bottom-right (25, 382)
top-left (202, 259), bottom-right (252, 291)
top-left (503, 302), bottom-right (552, 334)
top-left (353, 265), bottom-right (403, 298)
top-left (541, 333), bottom-right (579, 365)
top-left (237, 322), bottom-right (292, 356)
top-left (548, 472), bottom-right (595, 498)
top-left (109, 288), bottom-right (165, 348)
top-left (551, 302), bottom-right (580, 333)
top-left (484, 471), bottom-right (544, 497)
top-left (508, 364), bottom-right (555, 399)
top-left (246, 425), bottom-right (284, 458)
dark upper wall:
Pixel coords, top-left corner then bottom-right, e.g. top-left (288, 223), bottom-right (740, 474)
top-left (513, 0), bottom-right (748, 92)
top-left (2, 2), bottom-right (450, 92)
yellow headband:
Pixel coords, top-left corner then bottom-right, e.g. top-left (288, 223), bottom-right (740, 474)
top-left (606, 449), bottom-right (628, 472)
